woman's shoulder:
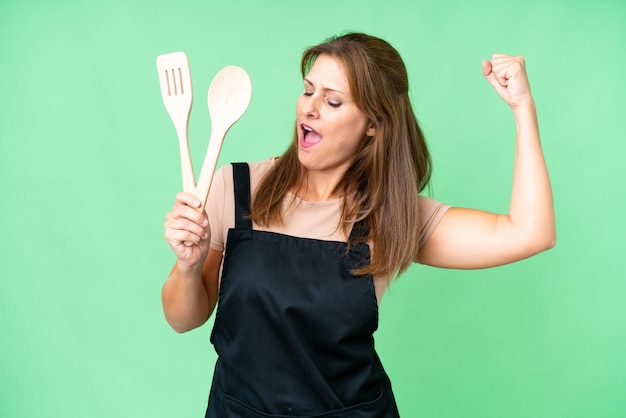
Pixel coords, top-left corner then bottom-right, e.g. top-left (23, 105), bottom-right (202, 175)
top-left (207, 158), bottom-right (278, 251)
top-left (215, 157), bottom-right (277, 189)
top-left (248, 157), bottom-right (277, 182)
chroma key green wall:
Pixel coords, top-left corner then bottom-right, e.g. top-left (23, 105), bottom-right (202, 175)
top-left (1, 0), bottom-right (625, 417)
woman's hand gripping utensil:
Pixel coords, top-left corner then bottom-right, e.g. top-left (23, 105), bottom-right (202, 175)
top-left (156, 52), bottom-right (196, 193)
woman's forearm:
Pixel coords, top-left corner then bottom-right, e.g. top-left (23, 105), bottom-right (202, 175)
top-left (162, 261), bottom-right (210, 333)
top-left (507, 100), bottom-right (556, 251)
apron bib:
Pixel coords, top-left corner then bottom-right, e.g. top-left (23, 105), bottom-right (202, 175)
top-left (206, 163), bottom-right (400, 417)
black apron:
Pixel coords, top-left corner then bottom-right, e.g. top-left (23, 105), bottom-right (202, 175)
top-left (206, 163), bottom-right (400, 417)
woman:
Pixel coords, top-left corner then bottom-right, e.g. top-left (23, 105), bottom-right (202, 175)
top-left (162, 33), bottom-right (555, 417)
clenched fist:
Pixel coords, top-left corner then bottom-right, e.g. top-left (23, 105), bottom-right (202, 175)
top-left (482, 54), bottom-right (533, 109)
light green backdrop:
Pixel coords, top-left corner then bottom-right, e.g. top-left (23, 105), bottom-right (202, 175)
top-left (1, 0), bottom-right (625, 417)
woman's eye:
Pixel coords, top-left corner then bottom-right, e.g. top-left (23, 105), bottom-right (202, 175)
top-left (303, 91), bottom-right (313, 97)
top-left (327, 101), bottom-right (341, 108)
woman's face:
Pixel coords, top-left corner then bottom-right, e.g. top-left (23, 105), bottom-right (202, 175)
top-left (296, 54), bottom-right (375, 175)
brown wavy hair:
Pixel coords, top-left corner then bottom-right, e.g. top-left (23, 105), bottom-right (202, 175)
top-left (250, 32), bottom-right (432, 278)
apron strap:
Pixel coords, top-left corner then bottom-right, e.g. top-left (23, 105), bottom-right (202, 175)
top-left (232, 162), bottom-right (252, 230)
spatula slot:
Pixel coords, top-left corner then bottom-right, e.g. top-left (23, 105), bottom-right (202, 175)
top-left (164, 68), bottom-right (185, 97)
top-left (178, 68), bottom-right (184, 94)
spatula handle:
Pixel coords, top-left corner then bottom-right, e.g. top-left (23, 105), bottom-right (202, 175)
top-left (180, 126), bottom-right (198, 246)
top-left (176, 125), bottom-right (196, 193)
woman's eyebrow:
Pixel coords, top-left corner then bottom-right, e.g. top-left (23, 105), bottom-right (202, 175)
top-left (304, 78), bottom-right (344, 94)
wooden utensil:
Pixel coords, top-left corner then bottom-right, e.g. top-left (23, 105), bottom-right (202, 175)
top-left (156, 52), bottom-right (195, 193)
top-left (195, 66), bottom-right (252, 210)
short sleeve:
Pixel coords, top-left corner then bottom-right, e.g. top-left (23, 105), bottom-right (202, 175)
top-left (417, 196), bottom-right (450, 249)
top-left (206, 164), bottom-right (234, 252)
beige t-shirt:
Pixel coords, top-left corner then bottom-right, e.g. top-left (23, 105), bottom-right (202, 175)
top-left (207, 158), bottom-right (450, 263)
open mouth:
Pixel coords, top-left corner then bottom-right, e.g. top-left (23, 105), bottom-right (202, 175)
top-left (301, 124), bottom-right (322, 146)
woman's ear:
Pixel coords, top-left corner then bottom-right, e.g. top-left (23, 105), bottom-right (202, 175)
top-left (366, 123), bottom-right (376, 137)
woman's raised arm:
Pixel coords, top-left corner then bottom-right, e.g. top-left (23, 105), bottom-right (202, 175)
top-left (419, 55), bottom-right (556, 269)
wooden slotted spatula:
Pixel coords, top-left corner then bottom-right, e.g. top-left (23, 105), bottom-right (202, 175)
top-left (195, 66), bottom-right (252, 211)
top-left (156, 52), bottom-right (195, 193)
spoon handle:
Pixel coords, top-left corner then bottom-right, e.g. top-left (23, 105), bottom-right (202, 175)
top-left (195, 124), bottom-right (227, 211)
top-left (181, 127), bottom-right (225, 247)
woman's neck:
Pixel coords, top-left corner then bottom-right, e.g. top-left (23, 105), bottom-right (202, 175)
top-left (293, 169), bottom-right (346, 202)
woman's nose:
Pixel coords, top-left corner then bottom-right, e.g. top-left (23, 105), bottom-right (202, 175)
top-left (303, 96), bottom-right (320, 118)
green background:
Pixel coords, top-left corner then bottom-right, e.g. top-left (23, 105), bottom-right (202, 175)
top-left (1, 0), bottom-right (625, 417)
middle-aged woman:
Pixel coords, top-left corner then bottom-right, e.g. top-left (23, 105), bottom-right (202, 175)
top-left (162, 32), bottom-right (556, 417)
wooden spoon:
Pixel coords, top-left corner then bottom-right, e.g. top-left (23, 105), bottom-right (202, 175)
top-left (195, 66), bottom-right (252, 210)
